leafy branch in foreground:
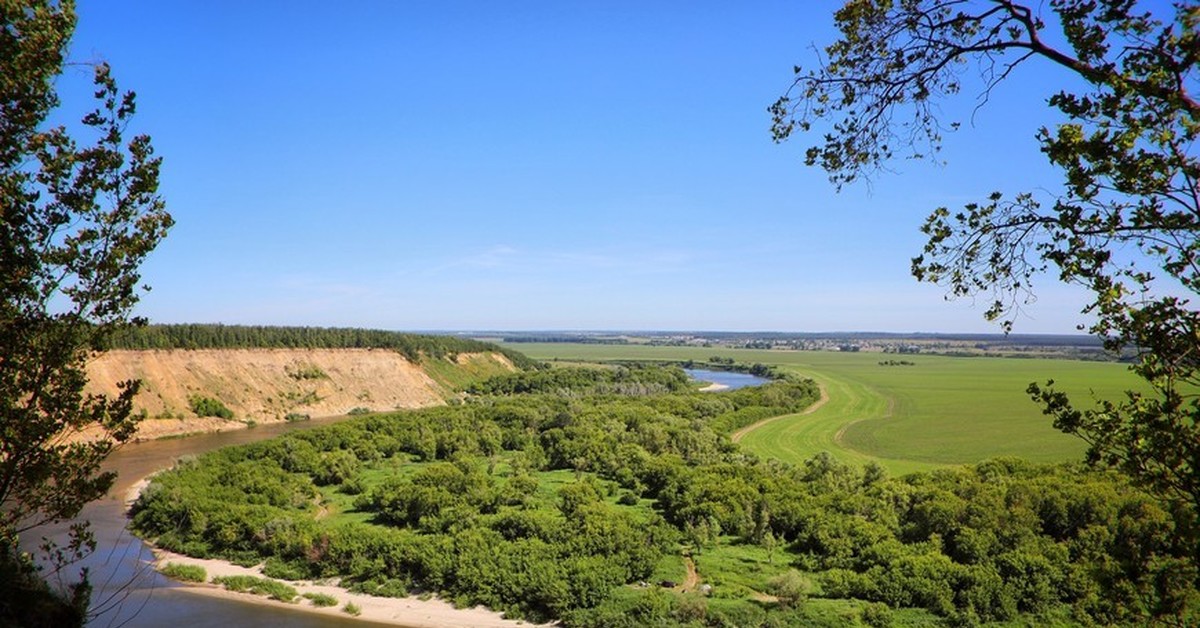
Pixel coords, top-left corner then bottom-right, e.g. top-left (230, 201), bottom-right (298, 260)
top-left (774, 0), bottom-right (1200, 517)
top-left (1, 1), bottom-right (172, 624)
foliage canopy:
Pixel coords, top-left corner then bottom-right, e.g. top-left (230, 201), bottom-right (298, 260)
top-left (1, 0), bottom-right (171, 623)
top-left (131, 366), bottom-right (1198, 625)
top-left (772, 0), bottom-right (1200, 517)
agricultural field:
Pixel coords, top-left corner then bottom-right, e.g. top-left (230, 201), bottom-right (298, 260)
top-left (505, 343), bottom-right (1145, 474)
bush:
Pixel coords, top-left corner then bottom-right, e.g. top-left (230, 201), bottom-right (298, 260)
top-left (343, 601), bottom-right (362, 616)
top-left (286, 363), bottom-right (328, 380)
top-left (860, 602), bottom-right (894, 628)
top-left (159, 562), bottom-right (206, 583)
top-left (347, 407), bottom-right (371, 415)
top-left (284, 412), bottom-right (311, 422)
top-left (262, 557), bottom-right (309, 580)
top-left (340, 474), bottom-right (365, 495)
top-left (211, 575), bottom-right (298, 603)
top-left (303, 592), bottom-right (338, 607)
top-left (769, 570), bottom-right (812, 609)
top-left (188, 395), bottom-right (233, 419)
top-left (675, 593), bottom-right (707, 623)
top-left (350, 578), bottom-right (409, 598)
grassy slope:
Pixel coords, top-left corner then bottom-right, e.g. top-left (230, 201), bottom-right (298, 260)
top-left (507, 343), bottom-right (1144, 473)
top-left (421, 354), bottom-right (518, 396)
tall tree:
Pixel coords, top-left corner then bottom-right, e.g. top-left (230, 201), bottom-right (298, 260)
top-left (771, 1), bottom-right (1199, 516)
top-left (1, 1), bottom-right (172, 623)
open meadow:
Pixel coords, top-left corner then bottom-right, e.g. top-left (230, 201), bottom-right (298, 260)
top-left (504, 343), bottom-right (1145, 474)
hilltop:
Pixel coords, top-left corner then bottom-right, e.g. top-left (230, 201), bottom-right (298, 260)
top-left (83, 325), bottom-right (534, 440)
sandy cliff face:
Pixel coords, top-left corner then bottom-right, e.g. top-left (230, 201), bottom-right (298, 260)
top-left (83, 348), bottom-right (511, 440)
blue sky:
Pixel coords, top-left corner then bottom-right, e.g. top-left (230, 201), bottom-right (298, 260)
top-left (62, 1), bottom-right (1112, 333)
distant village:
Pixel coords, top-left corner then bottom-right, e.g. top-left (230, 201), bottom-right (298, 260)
top-left (489, 330), bottom-right (1118, 361)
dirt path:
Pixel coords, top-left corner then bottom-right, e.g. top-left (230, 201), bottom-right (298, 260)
top-left (729, 382), bottom-right (830, 444)
top-left (680, 556), bottom-right (700, 591)
top-left (749, 590), bottom-right (779, 603)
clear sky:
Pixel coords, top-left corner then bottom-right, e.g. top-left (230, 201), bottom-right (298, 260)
top-left (61, 0), bottom-right (1125, 333)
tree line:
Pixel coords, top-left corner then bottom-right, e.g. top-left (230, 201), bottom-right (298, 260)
top-left (466, 364), bottom-right (693, 396)
top-left (104, 324), bottom-right (541, 369)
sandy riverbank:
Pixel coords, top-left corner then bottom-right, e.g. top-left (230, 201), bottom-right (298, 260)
top-left (697, 382), bottom-right (729, 392)
top-left (125, 477), bottom-right (550, 627)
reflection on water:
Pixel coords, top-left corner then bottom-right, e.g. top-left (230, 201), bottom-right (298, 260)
top-left (684, 368), bottom-right (770, 390)
top-left (32, 416), bottom-right (392, 627)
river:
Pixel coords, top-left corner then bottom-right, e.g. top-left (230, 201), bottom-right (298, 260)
top-left (36, 416), bottom-right (391, 628)
top-left (44, 370), bottom-right (766, 626)
top-left (684, 368), bottom-right (770, 390)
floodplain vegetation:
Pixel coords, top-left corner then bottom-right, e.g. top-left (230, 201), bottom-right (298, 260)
top-left (130, 365), bottom-right (1198, 626)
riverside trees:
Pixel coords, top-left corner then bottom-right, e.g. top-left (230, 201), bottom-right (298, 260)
top-left (130, 366), bottom-right (1198, 625)
top-left (771, 0), bottom-right (1200, 521)
top-left (1, 1), bottom-right (172, 624)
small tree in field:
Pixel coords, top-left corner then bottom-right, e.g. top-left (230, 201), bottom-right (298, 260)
top-left (772, 0), bottom-right (1199, 521)
top-left (1, 1), bottom-right (172, 624)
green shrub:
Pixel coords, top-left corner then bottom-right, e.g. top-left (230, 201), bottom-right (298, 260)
top-left (347, 406), bottom-right (371, 415)
top-left (769, 570), bottom-right (812, 609)
top-left (284, 412), bottom-right (311, 422)
top-left (350, 578), bottom-right (408, 598)
top-left (343, 601), bottom-right (361, 616)
top-left (286, 363), bottom-right (328, 380)
top-left (188, 395), bottom-right (233, 419)
top-left (225, 551), bottom-right (261, 568)
top-left (211, 575), bottom-right (297, 603)
top-left (302, 592), bottom-right (338, 607)
top-left (159, 562), bottom-right (206, 583)
top-left (860, 602), bottom-right (894, 628)
top-left (262, 557), bottom-right (309, 580)
top-left (339, 474), bottom-right (365, 495)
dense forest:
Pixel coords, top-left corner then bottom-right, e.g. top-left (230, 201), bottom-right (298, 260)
top-left (105, 324), bottom-right (541, 369)
top-left (130, 366), bottom-right (1198, 627)
top-left (466, 364), bottom-right (694, 396)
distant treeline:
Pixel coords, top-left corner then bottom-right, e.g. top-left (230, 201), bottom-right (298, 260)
top-left (502, 336), bottom-right (630, 345)
top-left (685, 359), bottom-right (781, 379)
top-left (467, 365), bottom-right (692, 396)
top-left (496, 330), bottom-right (1105, 347)
top-left (106, 324), bottom-right (541, 369)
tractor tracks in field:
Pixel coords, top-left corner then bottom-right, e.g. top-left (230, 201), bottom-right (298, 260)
top-left (832, 392), bottom-right (894, 447)
top-left (729, 383), bottom-right (830, 444)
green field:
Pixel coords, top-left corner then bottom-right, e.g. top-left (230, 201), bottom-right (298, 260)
top-left (506, 343), bottom-right (1144, 474)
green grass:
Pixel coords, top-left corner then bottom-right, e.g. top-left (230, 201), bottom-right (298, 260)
top-left (159, 562), bottom-right (207, 583)
top-left (692, 537), bottom-right (791, 599)
top-left (422, 354), bottom-right (516, 395)
top-left (302, 592), bottom-right (339, 607)
top-left (649, 553), bottom-right (688, 585)
top-left (211, 575), bottom-right (298, 603)
top-left (505, 343), bottom-right (1144, 473)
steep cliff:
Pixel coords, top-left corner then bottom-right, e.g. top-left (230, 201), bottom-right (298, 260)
top-left (83, 348), bottom-right (517, 440)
